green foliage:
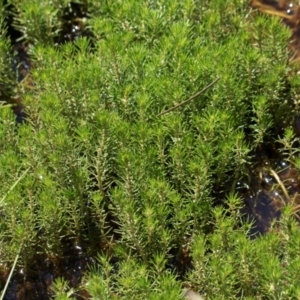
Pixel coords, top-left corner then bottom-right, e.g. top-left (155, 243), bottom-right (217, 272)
top-left (0, 0), bottom-right (300, 298)
top-left (83, 254), bottom-right (183, 300)
top-left (0, 4), bottom-right (15, 98)
top-left (189, 202), bottom-right (300, 299)
top-left (51, 277), bottom-right (75, 300)
top-left (8, 0), bottom-right (70, 44)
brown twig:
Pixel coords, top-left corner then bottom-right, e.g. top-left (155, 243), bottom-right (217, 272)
top-left (157, 76), bottom-right (220, 117)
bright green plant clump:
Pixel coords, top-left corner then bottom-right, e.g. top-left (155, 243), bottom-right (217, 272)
top-left (1, 0), bottom-right (300, 299)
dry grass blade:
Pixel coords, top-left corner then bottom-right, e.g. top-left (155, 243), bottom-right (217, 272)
top-left (0, 249), bottom-right (20, 300)
top-left (269, 168), bottom-right (290, 202)
top-left (0, 167), bottom-right (30, 206)
top-left (157, 77), bottom-right (220, 117)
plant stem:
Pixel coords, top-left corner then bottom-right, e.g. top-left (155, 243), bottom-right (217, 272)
top-left (0, 248), bottom-right (20, 300)
top-left (157, 77), bottom-right (220, 117)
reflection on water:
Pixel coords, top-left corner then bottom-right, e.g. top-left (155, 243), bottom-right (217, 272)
top-left (251, 0), bottom-right (300, 62)
top-left (240, 159), bottom-right (300, 236)
top-left (0, 242), bottom-right (93, 300)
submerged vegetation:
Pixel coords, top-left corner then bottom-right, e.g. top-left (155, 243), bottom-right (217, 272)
top-left (1, 0), bottom-right (300, 299)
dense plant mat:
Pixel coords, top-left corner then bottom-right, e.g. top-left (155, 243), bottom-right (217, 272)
top-left (1, 0), bottom-right (300, 299)
top-left (251, 0), bottom-right (300, 63)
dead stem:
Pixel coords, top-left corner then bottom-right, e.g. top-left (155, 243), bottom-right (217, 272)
top-left (157, 77), bottom-right (220, 117)
top-left (269, 168), bottom-right (290, 202)
top-left (0, 249), bottom-right (20, 300)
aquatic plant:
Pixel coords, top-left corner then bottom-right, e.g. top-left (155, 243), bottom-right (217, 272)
top-left (1, 0), bottom-right (300, 299)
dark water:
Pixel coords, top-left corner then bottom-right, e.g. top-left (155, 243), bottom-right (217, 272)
top-left (240, 159), bottom-right (300, 236)
top-left (1, 249), bottom-right (93, 300)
